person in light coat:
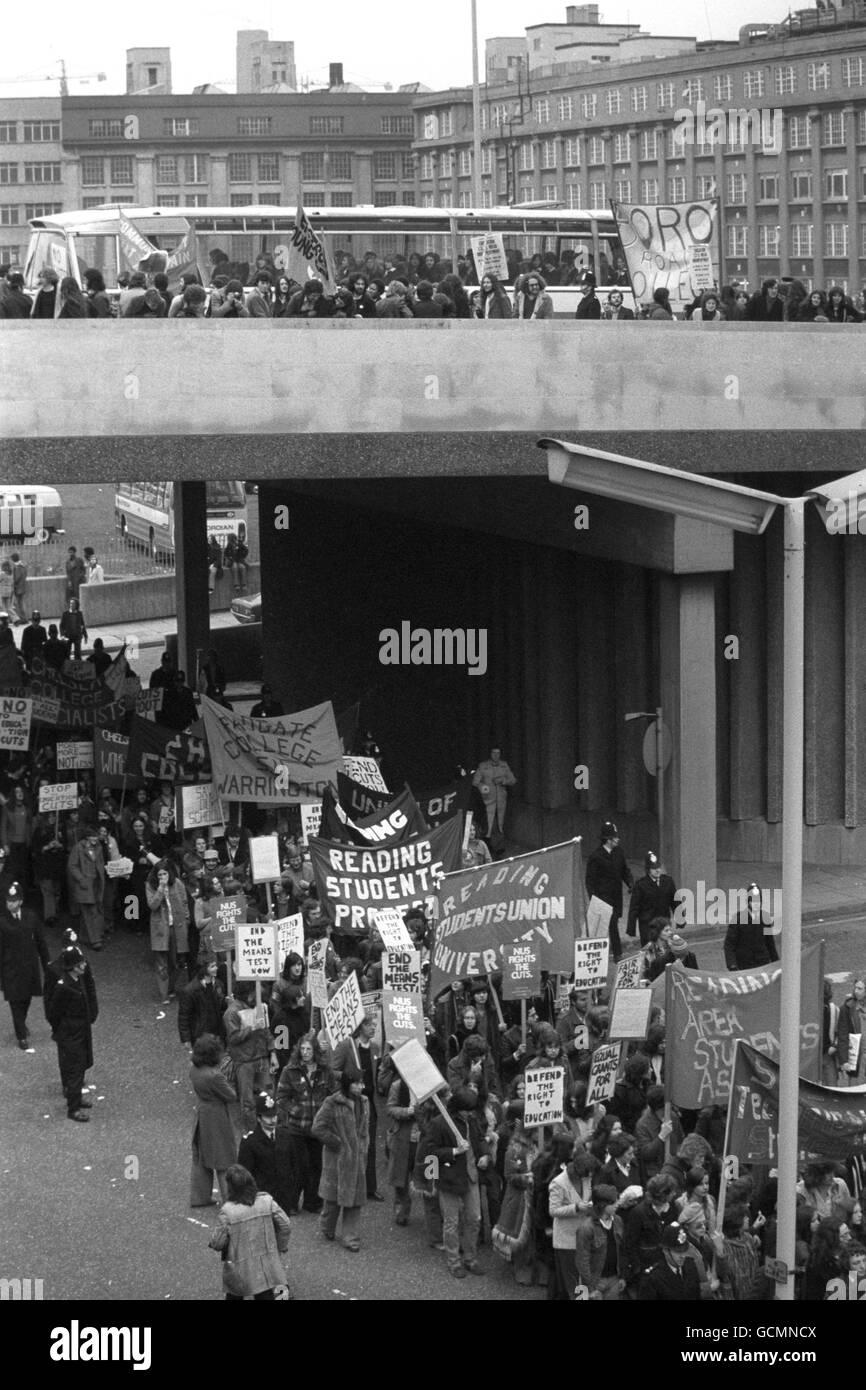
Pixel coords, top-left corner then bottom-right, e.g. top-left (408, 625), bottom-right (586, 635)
top-left (208, 1163), bottom-right (291, 1300)
top-left (512, 272), bottom-right (554, 320)
top-left (473, 747), bottom-right (516, 844)
top-left (312, 1070), bottom-right (370, 1251)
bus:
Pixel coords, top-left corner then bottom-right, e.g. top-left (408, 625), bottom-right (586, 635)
top-left (115, 480), bottom-right (247, 560)
top-left (23, 204), bottom-right (634, 316)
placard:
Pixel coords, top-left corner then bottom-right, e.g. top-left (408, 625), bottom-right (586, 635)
top-left (382, 949), bottom-right (422, 994)
top-left (211, 893), bottom-right (248, 950)
top-left (585, 1042), bottom-right (622, 1106)
top-left (248, 834), bottom-right (281, 885)
top-left (275, 913), bottom-right (304, 964)
top-left (341, 755), bottom-right (389, 793)
top-left (609, 987), bottom-right (653, 1041)
top-left (373, 907), bottom-right (415, 952)
top-left (105, 857), bottom-right (133, 879)
top-left (135, 688), bottom-right (164, 721)
top-left (299, 801), bottom-right (323, 846)
top-left (469, 231), bottom-right (508, 281)
top-left (613, 954), bottom-right (643, 994)
top-left (586, 895), bottom-right (613, 940)
top-left (0, 697), bottom-right (32, 751)
top-left (324, 971), bottom-right (365, 1049)
top-left (390, 1037), bottom-right (448, 1105)
top-left (383, 989), bottom-right (427, 1048)
top-left (306, 938), bottom-right (330, 1009)
top-left (573, 937), bottom-right (610, 989)
top-left (177, 782), bottom-right (225, 833)
top-left (38, 782), bottom-right (78, 812)
top-left (524, 1065), bottom-right (565, 1128)
top-left (502, 941), bottom-right (540, 1000)
top-left (234, 921), bottom-right (279, 980)
top-left (56, 740), bottom-right (94, 771)
top-left (361, 988), bottom-right (383, 1050)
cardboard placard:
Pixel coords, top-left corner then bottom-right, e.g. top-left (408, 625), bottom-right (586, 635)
top-left (210, 894), bottom-right (248, 950)
top-left (234, 921), bottom-right (279, 980)
top-left (524, 1065), bottom-right (565, 1128)
top-left (341, 755), bottom-right (389, 793)
top-left (275, 913), bottom-right (305, 965)
top-left (178, 782), bottom-right (225, 832)
top-left (324, 971), bottom-right (365, 1049)
top-left (383, 989), bottom-right (427, 1048)
top-left (38, 782), bottom-right (78, 812)
top-left (135, 688), bottom-right (164, 721)
top-left (502, 941), bottom-right (540, 1000)
top-left (361, 989), bottom-right (383, 1050)
top-left (56, 740), bottom-right (94, 770)
top-left (609, 987), bottom-right (653, 1041)
top-left (573, 938), bottom-right (610, 989)
top-left (586, 895), bottom-right (613, 940)
top-left (390, 1038), bottom-right (448, 1105)
top-left (306, 939), bottom-right (329, 1009)
top-left (382, 949), bottom-right (422, 994)
top-left (299, 801), bottom-right (323, 846)
top-left (613, 954), bottom-right (643, 994)
top-left (586, 1041), bottom-right (622, 1106)
top-left (372, 907), bottom-right (415, 952)
top-left (105, 857), bottom-right (133, 879)
top-left (0, 697), bottom-right (32, 751)
top-left (249, 834), bottom-right (281, 885)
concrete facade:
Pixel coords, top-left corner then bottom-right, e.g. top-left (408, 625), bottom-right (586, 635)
top-left (0, 98), bottom-right (63, 270)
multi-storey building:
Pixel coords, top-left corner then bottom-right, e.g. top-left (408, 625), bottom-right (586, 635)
top-left (0, 98), bottom-right (64, 269)
top-left (413, 3), bottom-right (866, 293)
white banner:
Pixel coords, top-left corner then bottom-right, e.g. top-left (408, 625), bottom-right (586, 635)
top-left (38, 782), bottom-right (78, 812)
top-left (0, 697), bottom-right (32, 751)
top-left (324, 971), bottom-right (365, 1049)
top-left (234, 922), bottom-right (279, 980)
top-left (275, 913), bottom-right (305, 964)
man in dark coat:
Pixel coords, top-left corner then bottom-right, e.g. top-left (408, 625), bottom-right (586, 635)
top-left (585, 820), bottom-right (634, 964)
top-left (638, 1223), bottom-right (701, 1300)
top-left (20, 610), bottom-right (47, 671)
top-left (623, 1173), bottom-right (678, 1291)
top-left (626, 852), bottom-right (677, 945)
top-left (237, 1092), bottom-right (295, 1219)
top-left (47, 945), bottom-right (98, 1121)
top-left (723, 882), bottom-right (779, 970)
top-left (178, 959), bottom-right (226, 1046)
top-left (0, 882), bottom-right (49, 1050)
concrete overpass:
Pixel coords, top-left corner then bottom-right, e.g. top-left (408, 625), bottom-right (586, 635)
top-left (3, 320), bottom-right (865, 892)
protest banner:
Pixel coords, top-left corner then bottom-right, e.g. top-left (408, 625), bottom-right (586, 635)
top-left (27, 656), bottom-right (125, 730)
top-left (210, 894), bottom-right (248, 951)
top-left (609, 988), bottom-right (653, 1041)
top-left (382, 949), bottom-right (422, 993)
top-left (0, 697), bottom-right (32, 751)
top-left (524, 1066), bottom-right (565, 1128)
top-left (93, 728), bottom-right (138, 790)
top-left (56, 740), bottom-right (94, 771)
top-left (502, 941), bottom-right (540, 1000)
top-left (321, 783), bottom-right (427, 846)
top-left (201, 694), bottom-right (342, 804)
top-left (310, 817), bottom-right (462, 939)
top-left (299, 801), bottom-right (323, 846)
top-left (727, 1041), bottom-right (866, 1164)
top-left (324, 971), bottom-right (365, 1049)
top-left (126, 715), bottom-right (210, 784)
top-left (586, 1042), bottom-right (622, 1106)
top-left (611, 196), bottom-right (720, 313)
top-left (414, 777), bottom-right (472, 829)
top-left (340, 755), bottom-right (389, 793)
top-left (469, 232), bottom-right (508, 281)
top-left (336, 770), bottom-right (392, 819)
top-left (248, 835), bottom-right (281, 885)
top-left (573, 938), bottom-right (610, 989)
top-left (234, 922), bottom-right (279, 980)
top-left (383, 989), bottom-right (427, 1049)
top-left (613, 954), bottom-right (643, 994)
top-left (177, 783), bottom-right (225, 833)
top-left (135, 689), bottom-right (164, 721)
top-left (275, 914), bottom-right (305, 965)
top-left (665, 944), bottom-right (823, 1108)
top-left (372, 907), bottom-right (415, 952)
top-left (586, 895), bottom-right (613, 940)
top-left (38, 782), bottom-right (78, 813)
top-left (430, 839), bottom-right (584, 999)
top-left (390, 1038), bottom-right (448, 1105)
top-left (105, 857), bottom-right (133, 879)
top-left (64, 659), bottom-right (96, 682)
top-left (306, 939), bottom-right (330, 1009)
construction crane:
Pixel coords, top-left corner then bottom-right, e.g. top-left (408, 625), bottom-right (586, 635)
top-left (0, 60), bottom-right (107, 95)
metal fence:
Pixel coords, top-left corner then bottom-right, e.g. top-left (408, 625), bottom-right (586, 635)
top-left (11, 534), bottom-right (173, 580)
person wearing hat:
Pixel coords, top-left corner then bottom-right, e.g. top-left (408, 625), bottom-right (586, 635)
top-left (723, 881), bottom-right (778, 971)
top-left (574, 272), bottom-right (601, 320)
top-left (0, 882), bottom-right (49, 1050)
top-left (67, 825), bottom-right (106, 950)
top-left (43, 927), bottom-right (88, 1021)
top-left (250, 684), bottom-right (284, 719)
top-left (585, 821), bottom-right (634, 965)
top-left (20, 609), bottom-right (46, 671)
top-left (46, 944), bottom-right (98, 1120)
top-left (237, 1090), bottom-right (295, 1227)
top-left (626, 852), bottom-right (677, 947)
top-left (638, 1221), bottom-right (701, 1300)
top-left (472, 746), bottom-right (517, 851)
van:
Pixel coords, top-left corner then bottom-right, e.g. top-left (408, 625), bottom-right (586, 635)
top-left (0, 486), bottom-right (63, 542)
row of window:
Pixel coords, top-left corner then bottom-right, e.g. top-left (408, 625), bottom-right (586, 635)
top-left (78, 150), bottom-right (416, 186)
top-left (0, 163), bottom-right (61, 184)
top-left (724, 223), bottom-right (856, 257)
top-left (88, 115), bottom-right (414, 139)
top-left (0, 202), bottom-right (63, 225)
top-left (0, 121), bottom-right (61, 143)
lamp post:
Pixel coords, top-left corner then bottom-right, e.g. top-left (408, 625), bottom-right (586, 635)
top-left (542, 436), bottom-right (866, 1302)
top-left (625, 707), bottom-right (666, 865)
top-left (470, 0), bottom-right (483, 207)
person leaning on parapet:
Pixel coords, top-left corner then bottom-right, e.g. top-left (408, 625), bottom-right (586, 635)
top-left (512, 271), bottom-right (554, 320)
top-left (375, 280), bottom-right (413, 319)
top-left (246, 270), bottom-right (273, 318)
top-left (168, 273), bottom-right (203, 317)
top-left (602, 289), bottom-right (634, 321)
top-left (745, 277), bottom-right (784, 322)
top-left (574, 272), bottom-right (601, 320)
top-left (211, 280), bottom-right (250, 319)
top-left (287, 279), bottom-right (334, 319)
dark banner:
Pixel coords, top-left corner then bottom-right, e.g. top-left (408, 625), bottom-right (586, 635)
top-left (93, 728), bottom-right (144, 790)
top-left (321, 783), bottom-right (427, 845)
top-left (414, 777), bottom-right (473, 829)
top-left (728, 1042), bottom-right (866, 1163)
top-left (336, 770), bottom-right (393, 820)
top-left (310, 816), bottom-right (463, 938)
top-left (25, 656), bottom-right (126, 731)
top-left (126, 715), bottom-right (210, 784)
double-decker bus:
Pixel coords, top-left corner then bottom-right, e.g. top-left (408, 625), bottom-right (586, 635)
top-left (23, 204), bottom-right (634, 316)
top-left (115, 480), bottom-right (247, 560)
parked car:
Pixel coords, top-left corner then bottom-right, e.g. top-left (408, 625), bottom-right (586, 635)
top-left (231, 592), bottom-right (262, 624)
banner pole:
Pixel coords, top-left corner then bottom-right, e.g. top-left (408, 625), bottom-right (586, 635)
top-left (663, 964), bottom-right (673, 1161)
top-left (715, 1038), bottom-right (740, 1261)
top-left (432, 1090), bottom-right (465, 1146)
top-left (490, 981), bottom-right (506, 1029)
top-left (521, 997), bottom-right (527, 1046)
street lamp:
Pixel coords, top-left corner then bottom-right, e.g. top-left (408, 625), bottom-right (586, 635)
top-left (542, 435), bottom-right (866, 1303)
top-left (625, 708), bottom-right (667, 865)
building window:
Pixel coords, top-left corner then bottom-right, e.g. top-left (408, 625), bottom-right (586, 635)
top-left (774, 66), bottom-right (796, 95)
top-left (588, 137), bottom-right (605, 165)
top-left (666, 128), bottom-right (686, 158)
top-left (535, 98), bottom-right (550, 124)
top-left (401, 152), bottom-right (415, 180)
top-left (743, 69), bottom-right (765, 99)
top-left (481, 147), bottom-right (493, 175)
top-left (372, 190), bottom-right (396, 206)
top-left (559, 96), bottom-right (574, 121)
top-left (825, 221), bottom-right (848, 256)
top-left (859, 110), bottom-right (866, 143)
top-left (422, 192), bottom-right (434, 208)
top-left (491, 103), bottom-right (509, 128)
top-left (481, 188), bottom-right (492, 207)
top-left (758, 225), bottom-right (780, 257)
top-left (402, 191), bottom-right (417, 205)
top-left (24, 202), bottom-right (62, 218)
top-left (807, 61), bottom-right (830, 92)
top-left (331, 191), bottom-right (354, 206)
top-left (0, 122), bottom-right (17, 142)
top-left (825, 167), bottom-right (848, 199)
top-left (565, 182), bottom-right (583, 209)
top-left (606, 89), bottom-right (622, 115)
top-left (518, 182), bottom-right (534, 203)
top-left (788, 115), bottom-right (811, 149)
top-left (630, 85), bottom-right (647, 113)
top-left (422, 113), bottom-right (439, 140)
top-left (681, 79), bottom-right (705, 105)
top-left (542, 182), bottom-right (558, 202)
top-left (420, 153), bottom-right (434, 180)
top-left (580, 93), bottom-right (597, 120)
top-left (24, 162), bottom-right (61, 184)
top-left (668, 175), bottom-right (686, 201)
top-left (156, 155), bottom-right (178, 184)
top-left (238, 117), bottom-right (272, 135)
top-left (303, 191), bottom-right (326, 206)
top-left (612, 132), bottom-right (630, 163)
top-left (759, 172), bottom-right (779, 200)
top-left (588, 180), bottom-right (609, 210)
top-left (726, 172), bottom-right (747, 205)
top-left (156, 195), bottom-right (179, 207)
top-left (823, 112), bottom-right (845, 146)
top-left (639, 129), bottom-right (658, 160)
top-left (185, 193), bottom-right (209, 206)
top-left (791, 170), bottom-right (812, 199)
top-left (657, 81), bottom-right (675, 110)
top-left (22, 121), bottom-right (60, 142)
top-left (639, 176), bottom-right (658, 202)
top-left (713, 74), bottom-right (732, 103)
top-left (81, 156), bottom-right (104, 186)
top-left (791, 223), bottom-right (813, 256)
top-left (861, 223), bottom-right (866, 255)
top-left (228, 153), bottom-right (252, 182)
top-left (614, 177), bottom-right (631, 201)
top-left (441, 191), bottom-right (454, 207)
top-left (258, 153), bottom-right (279, 182)
top-left (439, 150), bottom-right (454, 179)
top-left (440, 111), bottom-right (453, 137)
top-left (310, 117), bottom-right (343, 135)
top-left (842, 56), bottom-right (865, 87)
top-left (564, 137), bottom-right (580, 166)
top-left (458, 190), bottom-right (471, 207)
top-left (88, 119), bottom-right (123, 138)
top-left (696, 174), bottom-right (716, 198)
top-left (519, 142), bottom-right (534, 172)
top-left (541, 139), bottom-right (557, 169)
top-left (82, 196), bottom-right (104, 209)
top-left (186, 154), bottom-right (207, 183)
top-left (459, 149), bottom-right (472, 176)
top-left (301, 153), bottom-right (324, 181)
top-left (163, 118), bottom-right (198, 137)
top-left (0, 163), bottom-right (18, 185)
top-left (381, 115), bottom-right (413, 135)
top-left (0, 206), bottom-right (19, 225)
top-left (695, 131), bottom-right (715, 156)
top-left (373, 152), bottom-right (396, 180)
top-left (229, 193), bottom-right (249, 207)
top-left (726, 225), bottom-right (748, 256)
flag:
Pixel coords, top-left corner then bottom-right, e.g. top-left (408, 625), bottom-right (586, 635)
top-left (321, 783), bottom-right (427, 845)
top-left (728, 1041), bottom-right (866, 1164)
top-left (126, 714), bottom-right (210, 783)
top-left (165, 226), bottom-right (199, 287)
top-left (118, 210), bottom-right (167, 275)
top-left (278, 205), bottom-right (335, 291)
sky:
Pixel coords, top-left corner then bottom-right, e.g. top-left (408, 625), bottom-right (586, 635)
top-left (4, 0), bottom-right (788, 97)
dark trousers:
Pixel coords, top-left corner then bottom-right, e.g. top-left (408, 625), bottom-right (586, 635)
top-left (365, 1094), bottom-right (378, 1196)
top-left (9, 998), bottom-right (31, 1042)
top-left (609, 913), bottom-right (623, 963)
top-left (286, 1131), bottom-right (323, 1212)
top-left (58, 1043), bottom-right (86, 1115)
